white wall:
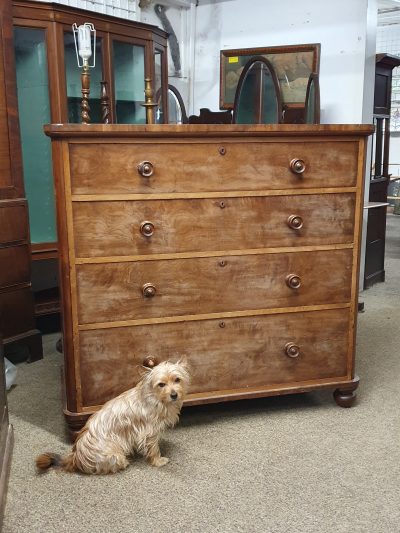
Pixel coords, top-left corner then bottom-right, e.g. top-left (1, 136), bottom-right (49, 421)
top-left (194, 0), bottom-right (376, 124)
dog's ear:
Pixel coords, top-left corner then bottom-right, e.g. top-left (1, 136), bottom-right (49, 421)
top-left (177, 355), bottom-right (190, 370)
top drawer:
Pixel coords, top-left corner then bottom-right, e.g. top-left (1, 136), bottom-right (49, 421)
top-left (69, 140), bottom-right (359, 195)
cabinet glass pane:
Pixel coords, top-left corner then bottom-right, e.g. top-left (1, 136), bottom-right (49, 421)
top-left (64, 32), bottom-right (103, 123)
top-left (113, 41), bottom-right (145, 124)
top-left (14, 27), bottom-right (56, 244)
top-left (154, 49), bottom-right (164, 124)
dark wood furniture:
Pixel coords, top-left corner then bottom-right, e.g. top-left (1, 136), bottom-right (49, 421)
top-left (364, 53), bottom-right (400, 289)
top-left (12, 0), bottom-right (169, 318)
top-left (303, 73), bottom-right (321, 124)
top-left (188, 108), bottom-right (232, 124)
top-left (0, 0), bottom-right (42, 361)
top-left (44, 123), bottom-right (372, 436)
top-left (0, 336), bottom-right (13, 528)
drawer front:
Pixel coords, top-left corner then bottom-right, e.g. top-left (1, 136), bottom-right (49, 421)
top-left (78, 308), bottom-right (350, 407)
top-left (73, 193), bottom-right (356, 258)
top-left (76, 249), bottom-right (352, 324)
top-left (0, 202), bottom-right (28, 245)
top-left (0, 287), bottom-right (35, 339)
top-left (69, 141), bottom-right (359, 194)
top-left (0, 245), bottom-right (30, 288)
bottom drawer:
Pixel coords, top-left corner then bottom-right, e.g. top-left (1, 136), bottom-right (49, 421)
top-left (78, 308), bottom-right (350, 407)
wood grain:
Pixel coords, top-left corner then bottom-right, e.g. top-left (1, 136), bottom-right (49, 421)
top-left (69, 140), bottom-right (359, 194)
top-left (72, 193), bottom-right (356, 258)
top-left (78, 308), bottom-right (350, 407)
top-left (76, 248), bottom-right (353, 324)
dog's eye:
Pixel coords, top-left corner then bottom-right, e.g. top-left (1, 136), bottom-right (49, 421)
top-left (174, 377), bottom-right (181, 383)
top-left (158, 383), bottom-right (166, 388)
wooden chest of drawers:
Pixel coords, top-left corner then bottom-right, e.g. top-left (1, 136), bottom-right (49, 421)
top-left (45, 124), bottom-right (373, 434)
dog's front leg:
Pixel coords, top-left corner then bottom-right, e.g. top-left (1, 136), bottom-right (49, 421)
top-left (144, 436), bottom-right (169, 467)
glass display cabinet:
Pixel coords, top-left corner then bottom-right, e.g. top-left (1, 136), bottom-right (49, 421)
top-left (12, 0), bottom-right (168, 317)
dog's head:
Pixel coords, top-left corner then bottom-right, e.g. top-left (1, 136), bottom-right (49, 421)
top-left (143, 359), bottom-right (191, 405)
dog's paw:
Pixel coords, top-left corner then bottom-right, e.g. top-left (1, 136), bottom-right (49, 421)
top-left (152, 456), bottom-right (169, 467)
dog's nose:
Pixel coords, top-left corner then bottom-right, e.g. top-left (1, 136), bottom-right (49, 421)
top-left (170, 392), bottom-right (178, 401)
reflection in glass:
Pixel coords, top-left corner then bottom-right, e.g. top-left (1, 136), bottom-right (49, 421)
top-left (154, 49), bottom-right (164, 123)
top-left (233, 58), bottom-right (282, 124)
top-left (64, 32), bottom-right (103, 123)
top-left (113, 41), bottom-right (145, 124)
top-left (14, 27), bottom-right (56, 243)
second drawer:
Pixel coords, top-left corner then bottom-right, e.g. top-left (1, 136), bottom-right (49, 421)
top-left (72, 193), bottom-right (356, 258)
top-left (76, 248), bottom-right (353, 324)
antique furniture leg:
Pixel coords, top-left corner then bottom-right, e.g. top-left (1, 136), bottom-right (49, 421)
top-left (333, 376), bottom-right (360, 407)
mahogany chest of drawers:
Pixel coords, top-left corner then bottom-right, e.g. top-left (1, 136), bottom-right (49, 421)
top-left (45, 124), bottom-right (373, 434)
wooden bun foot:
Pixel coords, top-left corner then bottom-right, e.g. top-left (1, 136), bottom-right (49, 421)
top-left (333, 376), bottom-right (360, 408)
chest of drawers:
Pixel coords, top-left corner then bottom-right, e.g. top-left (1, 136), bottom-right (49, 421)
top-left (45, 124), bottom-right (373, 435)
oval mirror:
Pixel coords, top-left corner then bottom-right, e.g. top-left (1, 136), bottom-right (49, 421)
top-left (156, 84), bottom-right (188, 124)
top-left (232, 56), bottom-right (282, 124)
top-left (304, 73), bottom-right (320, 124)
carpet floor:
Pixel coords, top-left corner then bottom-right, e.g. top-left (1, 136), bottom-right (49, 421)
top-left (3, 214), bottom-right (400, 533)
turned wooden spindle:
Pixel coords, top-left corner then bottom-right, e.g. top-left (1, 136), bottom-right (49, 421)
top-left (81, 63), bottom-right (91, 124)
top-left (100, 80), bottom-right (110, 124)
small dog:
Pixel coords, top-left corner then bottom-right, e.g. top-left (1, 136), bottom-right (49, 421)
top-left (36, 360), bottom-right (190, 475)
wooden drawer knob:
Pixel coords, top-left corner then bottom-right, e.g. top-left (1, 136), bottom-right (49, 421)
top-left (142, 283), bottom-right (156, 298)
top-left (286, 274), bottom-right (301, 289)
top-left (285, 342), bottom-right (300, 358)
top-left (137, 161), bottom-right (154, 177)
top-left (287, 215), bottom-right (303, 230)
top-left (140, 221), bottom-right (155, 237)
top-left (290, 158), bottom-right (306, 175)
top-left (143, 356), bottom-right (158, 368)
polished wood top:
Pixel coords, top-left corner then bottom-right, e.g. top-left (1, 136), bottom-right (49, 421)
top-left (44, 123), bottom-right (375, 139)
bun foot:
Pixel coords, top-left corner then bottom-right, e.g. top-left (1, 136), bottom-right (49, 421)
top-left (333, 376), bottom-right (359, 407)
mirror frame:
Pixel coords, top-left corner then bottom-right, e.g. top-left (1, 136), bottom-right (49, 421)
top-left (232, 55), bottom-right (283, 124)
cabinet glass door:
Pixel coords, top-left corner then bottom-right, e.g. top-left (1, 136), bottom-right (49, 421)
top-left (113, 40), bottom-right (145, 124)
top-left (64, 31), bottom-right (103, 123)
top-left (14, 27), bottom-right (56, 244)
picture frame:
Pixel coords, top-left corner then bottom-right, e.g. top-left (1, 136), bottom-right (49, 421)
top-left (219, 43), bottom-right (321, 110)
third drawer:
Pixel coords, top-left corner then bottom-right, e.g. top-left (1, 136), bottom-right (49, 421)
top-left (76, 248), bottom-right (353, 324)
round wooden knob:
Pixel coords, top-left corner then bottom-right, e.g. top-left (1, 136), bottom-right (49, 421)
top-left (285, 342), bottom-right (300, 358)
top-left (290, 158), bottom-right (306, 175)
top-left (143, 356), bottom-right (158, 368)
top-left (287, 215), bottom-right (303, 230)
top-left (142, 283), bottom-right (156, 298)
top-left (286, 274), bottom-right (301, 289)
top-left (140, 221), bottom-right (155, 237)
top-left (137, 161), bottom-right (154, 177)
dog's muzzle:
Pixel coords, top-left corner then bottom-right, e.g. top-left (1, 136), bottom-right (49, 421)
top-left (170, 392), bottom-right (178, 401)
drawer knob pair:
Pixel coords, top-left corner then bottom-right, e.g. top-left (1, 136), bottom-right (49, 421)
top-left (285, 342), bottom-right (300, 358)
top-left (140, 221), bottom-right (155, 237)
top-left (286, 274), bottom-right (301, 289)
top-left (142, 283), bottom-right (157, 298)
top-left (137, 161), bottom-right (154, 177)
top-left (290, 158), bottom-right (306, 175)
top-left (287, 215), bottom-right (303, 230)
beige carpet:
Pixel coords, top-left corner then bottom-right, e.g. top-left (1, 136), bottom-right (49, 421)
top-left (3, 214), bottom-right (400, 533)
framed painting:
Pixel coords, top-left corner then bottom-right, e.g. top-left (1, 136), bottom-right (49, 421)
top-left (219, 43), bottom-right (321, 110)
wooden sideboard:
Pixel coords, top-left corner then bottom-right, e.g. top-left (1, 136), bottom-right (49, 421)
top-left (44, 123), bottom-right (373, 435)
top-left (0, 0), bottom-right (42, 361)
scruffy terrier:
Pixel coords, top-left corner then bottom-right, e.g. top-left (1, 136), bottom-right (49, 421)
top-left (36, 360), bottom-right (190, 475)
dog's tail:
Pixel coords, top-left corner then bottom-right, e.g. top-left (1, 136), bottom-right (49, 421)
top-left (36, 452), bottom-right (77, 473)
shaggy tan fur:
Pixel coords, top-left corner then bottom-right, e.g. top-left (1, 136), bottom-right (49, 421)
top-left (36, 360), bottom-right (190, 475)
